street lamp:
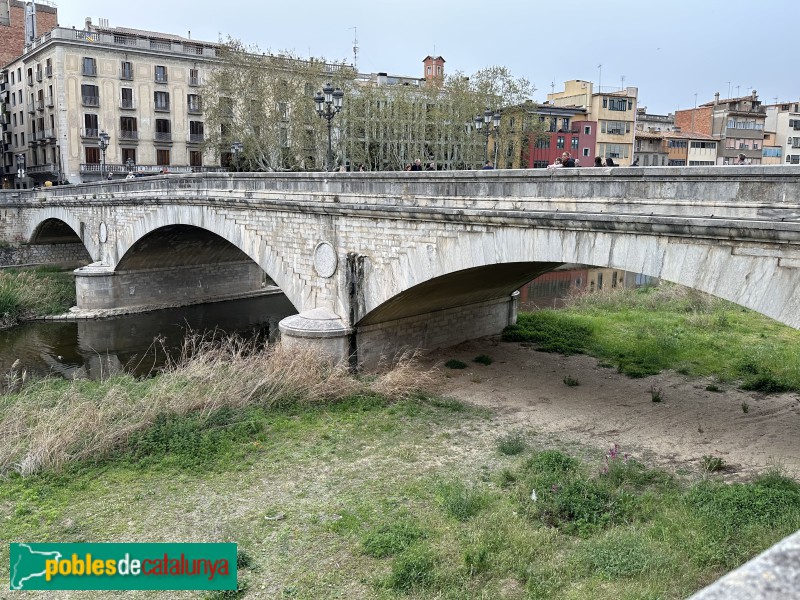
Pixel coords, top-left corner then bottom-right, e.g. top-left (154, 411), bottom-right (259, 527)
top-left (314, 82), bottom-right (344, 171)
top-left (474, 107), bottom-right (501, 165)
top-left (98, 130), bottom-right (110, 179)
top-left (230, 141), bottom-right (243, 172)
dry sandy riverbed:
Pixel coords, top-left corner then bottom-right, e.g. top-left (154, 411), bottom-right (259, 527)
top-left (424, 337), bottom-right (800, 479)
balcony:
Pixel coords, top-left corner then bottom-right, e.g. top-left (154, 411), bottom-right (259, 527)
top-left (154, 131), bottom-right (172, 142)
top-left (82, 66), bottom-right (97, 77)
top-left (119, 130), bottom-right (139, 141)
top-left (45, 66), bottom-right (52, 78)
top-left (27, 163), bottom-right (57, 175)
top-left (189, 76), bottom-right (202, 86)
top-left (154, 74), bottom-right (168, 84)
top-left (187, 103), bottom-right (202, 114)
top-left (120, 98), bottom-right (135, 110)
top-left (188, 133), bottom-right (204, 143)
top-left (36, 99), bottom-right (44, 111)
top-left (154, 102), bottom-right (170, 113)
top-left (82, 95), bottom-right (100, 107)
top-left (26, 76), bottom-right (33, 86)
top-left (36, 72), bottom-right (42, 82)
top-left (46, 95), bottom-right (53, 107)
top-left (26, 103), bottom-right (35, 114)
top-left (81, 128), bottom-right (99, 138)
top-left (120, 70), bottom-right (134, 81)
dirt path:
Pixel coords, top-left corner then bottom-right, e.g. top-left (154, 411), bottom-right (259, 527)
top-left (425, 337), bottom-right (800, 479)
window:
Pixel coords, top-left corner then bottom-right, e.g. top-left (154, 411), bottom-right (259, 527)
top-left (189, 120), bottom-right (204, 142)
top-left (668, 159), bottom-right (686, 166)
top-left (156, 149), bottom-right (170, 166)
top-left (120, 61), bottom-right (133, 80)
top-left (608, 98), bottom-right (629, 111)
top-left (602, 120), bottom-right (630, 135)
top-left (120, 116), bottom-right (137, 140)
top-left (668, 140), bottom-right (687, 148)
top-left (584, 125), bottom-right (591, 135)
top-left (571, 137), bottom-right (579, 150)
top-left (535, 137), bottom-right (550, 149)
top-left (154, 91), bottom-right (170, 111)
top-left (189, 150), bottom-right (202, 167)
top-left (81, 84), bottom-right (99, 106)
top-left (556, 136), bottom-right (565, 149)
top-left (121, 148), bottom-right (136, 165)
top-left (45, 58), bottom-right (52, 77)
top-left (582, 147), bottom-right (590, 157)
top-left (278, 102), bottom-right (288, 119)
top-left (121, 87), bottom-right (134, 109)
top-left (82, 57), bottom-right (96, 77)
top-left (83, 114), bottom-right (98, 138)
top-left (155, 118), bottom-right (171, 142)
top-left (189, 68), bottom-right (200, 86)
top-left (562, 118), bottom-right (569, 131)
top-left (187, 94), bottom-right (202, 113)
top-left (154, 65), bottom-right (168, 83)
top-left (85, 146), bottom-right (100, 164)
top-left (690, 141), bottom-right (716, 149)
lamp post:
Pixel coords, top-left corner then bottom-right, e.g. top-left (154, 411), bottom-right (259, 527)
top-left (474, 107), bottom-right (501, 166)
top-left (98, 130), bottom-right (110, 179)
top-left (230, 141), bottom-right (243, 172)
top-left (313, 82), bottom-right (344, 171)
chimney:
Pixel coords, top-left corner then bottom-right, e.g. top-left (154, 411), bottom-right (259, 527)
top-left (751, 89), bottom-right (758, 100)
top-left (714, 92), bottom-right (720, 105)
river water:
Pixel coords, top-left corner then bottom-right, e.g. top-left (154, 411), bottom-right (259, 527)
top-left (0, 293), bottom-right (297, 385)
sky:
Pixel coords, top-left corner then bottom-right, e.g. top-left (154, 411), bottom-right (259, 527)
top-left (55, 0), bottom-right (798, 115)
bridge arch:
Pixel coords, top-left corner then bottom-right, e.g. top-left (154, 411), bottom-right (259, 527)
top-left (25, 208), bottom-right (97, 260)
top-left (111, 204), bottom-right (306, 311)
top-left (355, 224), bottom-right (799, 352)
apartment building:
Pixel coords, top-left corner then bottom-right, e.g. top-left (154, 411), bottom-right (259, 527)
top-left (513, 102), bottom-right (596, 168)
top-left (675, 91), bottom-right (766, 165)
top-left (547, 80), bottom-right (638, 166)
top-left (764, 101), bottom-right (800, 165)
top-left (663, 131), bottom-right (719, 166)
top-left (0, 0), bottom-right (57, 67)
top-left (2, 18), bottom-right (224, 186)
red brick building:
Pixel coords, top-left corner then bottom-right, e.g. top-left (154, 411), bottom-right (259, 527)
top-left (526, 105), bottom-right (597, 168)
top-left (0, 0), bottom-right (58, 67)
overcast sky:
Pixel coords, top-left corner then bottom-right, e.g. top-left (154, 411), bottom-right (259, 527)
top-left (56, 0), bottom-right (797, 115)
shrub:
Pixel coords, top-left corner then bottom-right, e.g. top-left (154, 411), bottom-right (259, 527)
top-left (473, 354), bottom-right (493, 365)
top-left (444, 359), bottom-right (467, 370)
top-left (497, 432), bottom-right (526, 456)
top-left (563, 375), bottom-right (580, 387)
top-left (702, 455), bottom-right (726, 473)
top-left (436, 479), bottom-right (490, 521)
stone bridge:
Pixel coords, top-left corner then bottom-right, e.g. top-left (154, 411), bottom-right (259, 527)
top-left (2, 166), bottom-right (800, 367)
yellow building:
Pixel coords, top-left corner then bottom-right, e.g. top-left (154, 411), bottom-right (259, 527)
top-left (547, 80), bottom-right (638, 166)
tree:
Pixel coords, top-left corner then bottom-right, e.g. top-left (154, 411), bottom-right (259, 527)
top-left (202, 37), bottom-right (354, 171)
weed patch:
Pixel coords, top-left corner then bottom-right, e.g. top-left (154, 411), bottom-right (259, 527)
top-left (473, 354), bottom-right (493, 365)
top-left (503, 311), bottom-right (592, 354)
top-left (497, 432), bottom-right (527, 456)
top-left (444, 359), bottom-right (467, 369)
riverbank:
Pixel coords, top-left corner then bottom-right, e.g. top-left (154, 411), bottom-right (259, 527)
top-left (0, 267), bottom-right (75, 329)
top-left (1, 342), bottom-right (799, 599)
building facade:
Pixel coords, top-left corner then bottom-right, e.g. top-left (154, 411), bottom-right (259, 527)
top-left (547, 80), bottom-right (638, 166)
top-left (2, 18), bottom-right (224, 186)
top-left (520, 103), bottom-right (596, 168)
top-left (663, 131), bottom-right (719, 166)
top-left (763, 102), bottom-right (800, 165)
top-left (0, 0), bottom-right (57, 67)
top-left (675, 91), bottom-right (766, 165)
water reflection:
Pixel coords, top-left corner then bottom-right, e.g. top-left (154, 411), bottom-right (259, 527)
top-left (0, 293), bottom-right (297, 385)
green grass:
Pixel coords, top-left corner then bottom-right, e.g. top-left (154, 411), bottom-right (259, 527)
top-left (504, 284), bottom-right (800, 391)
top-left (1, 373), bottom-right (799, 599)
top-left (0, 267), bottom-right (75, 328)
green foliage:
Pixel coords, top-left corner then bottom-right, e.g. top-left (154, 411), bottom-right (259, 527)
top-left (563, 375), bottom-right (580, 387)
top-left (497, 432), bottom-right (527, 456)
top-left (387, 545), bottom-right (438, 592)
top-left (361, 519), bottom-right (427, 558)
top-left (436, 479), bottom-right (490, 521)
top-left (0, 268), bottom-right (75, 328)
top-left (444, 359), bottom-right (467, 370)
top-left (576, 532), bottom-right (666, 579)
top-left (701, 455), bottom-right (726, 473)
top-left (503, 311), bottom-right (592, 354)
top-left (511, 284), bottom-right (800, 392)
top-left (473, 354), bottom-right (493, 365)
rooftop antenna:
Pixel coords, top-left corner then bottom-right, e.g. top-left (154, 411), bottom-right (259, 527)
top-left (620, 74), bottom-right (625, 90)
top-left (349, 26), bottom-right (358, 70)
top-left (726, 81), bottom-right (731, 98)
top-left (597, 64), bottom-right (602, 90)
top-left (550, 79), bottom-right (555, 94)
